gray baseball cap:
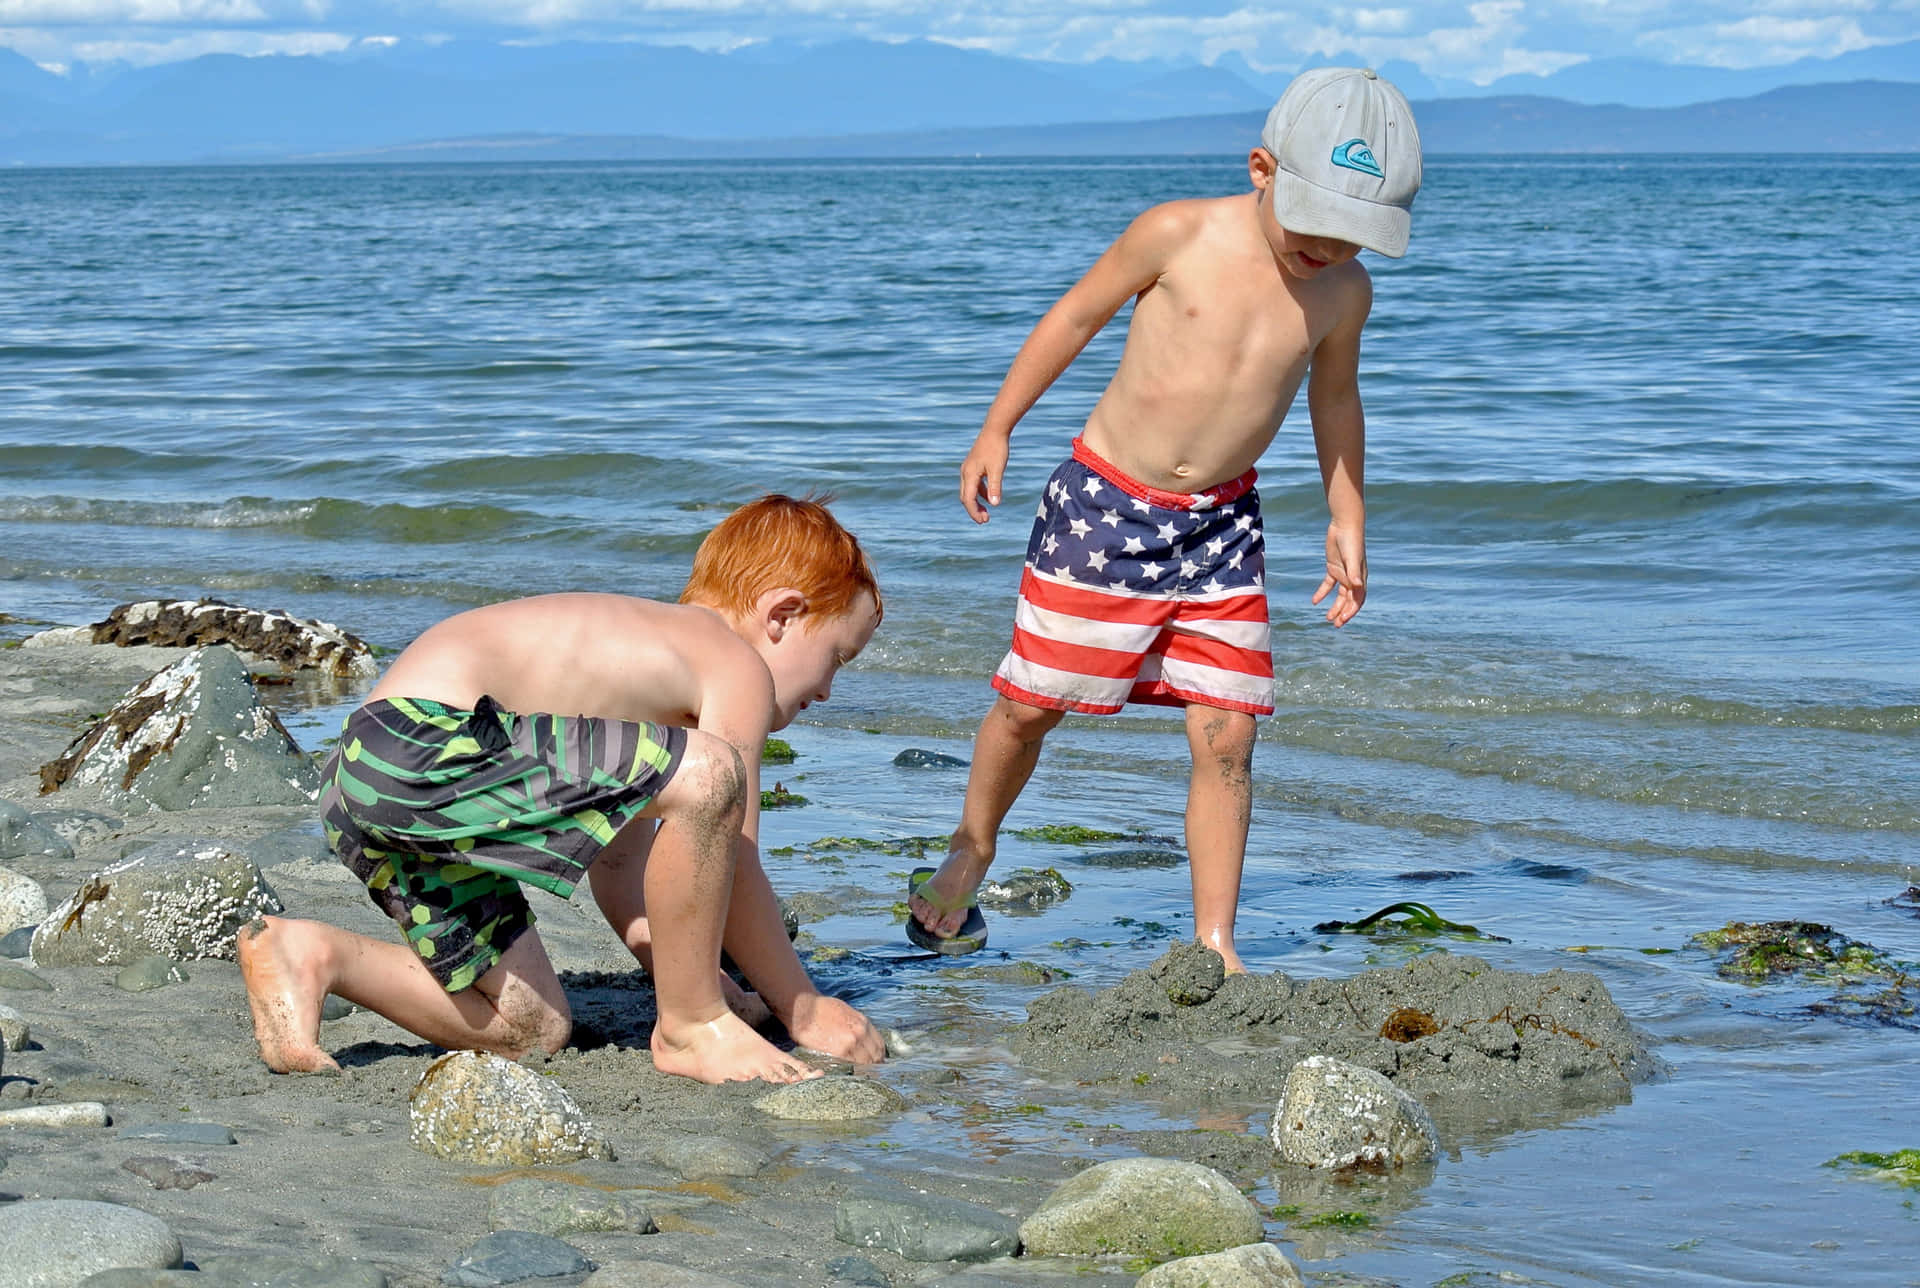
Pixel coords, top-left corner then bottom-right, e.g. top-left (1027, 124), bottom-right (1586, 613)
top-left (1261, 67), bottom-right (1422, 258)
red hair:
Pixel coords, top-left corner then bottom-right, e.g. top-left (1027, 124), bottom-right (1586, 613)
top-left (681, 494), bottom-right (882, 624)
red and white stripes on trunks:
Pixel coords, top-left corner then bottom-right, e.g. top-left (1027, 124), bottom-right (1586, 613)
top-left (991, 437), bottom-right (1275, 717)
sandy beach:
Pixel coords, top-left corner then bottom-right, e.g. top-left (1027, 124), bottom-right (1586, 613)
top-left (0, 637), bottom-right (1672, 1287)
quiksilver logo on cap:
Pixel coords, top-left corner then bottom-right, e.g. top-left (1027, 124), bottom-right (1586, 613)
top-left (1331, 139), bottom-right (1384, 178)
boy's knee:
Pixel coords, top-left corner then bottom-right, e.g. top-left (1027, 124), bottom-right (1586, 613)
top-left (1192, 708), bottom-right (1256, 766)
top-left (992, 696), bottom-right (1066, 741)
top-left (499, 991), bottom-right (571, 1058)
top-left (671, 733), bottom-right (746, 823)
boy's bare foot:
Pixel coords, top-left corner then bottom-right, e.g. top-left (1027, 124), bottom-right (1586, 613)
top-left (907, 850), bottom-right (992, 940)
top-left (651, 1011), bottom-right (821, 1084)
top-left (237, 917), bottom-right (341, 1074)
top-left (784, 992), bottom-right (886, 1065)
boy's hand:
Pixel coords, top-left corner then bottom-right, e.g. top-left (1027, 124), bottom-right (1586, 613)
top-left (1313, 522), bottom-right (1368, 626)
top-left (959, 434), bottom-right (1009, 524)
top-left (784, 992), bottom-right (886, 1065)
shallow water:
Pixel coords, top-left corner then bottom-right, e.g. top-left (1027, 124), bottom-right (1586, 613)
top-left (2, 155), bottom-right (1918, 1284)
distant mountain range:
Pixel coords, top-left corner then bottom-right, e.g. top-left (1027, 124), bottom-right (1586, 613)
top-left (1, 38), bottom-right (1917, 165)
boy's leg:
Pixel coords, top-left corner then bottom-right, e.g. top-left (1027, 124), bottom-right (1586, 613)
top-left (588, 730), bottom-right (818, 1084)
top-left (237, 915), bottom-right (570, 1072)
top-left (587, 817), bottom-right (772, 1028)
top-left (1184, 703), bottom-right (1257, 974)
top-left (909, 693), bottom-right (1065, 939)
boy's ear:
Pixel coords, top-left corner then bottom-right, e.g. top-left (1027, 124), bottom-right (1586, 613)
top-left (1248, 146), bottom-right (1277, 191)
top-left (757, 586), bottom-right (810, 640)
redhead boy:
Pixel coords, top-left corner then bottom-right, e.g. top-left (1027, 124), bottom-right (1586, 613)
top-left (909, 69), bottom-right (1422, 971)
top-left (241, 495), bottom-right (886, 1084)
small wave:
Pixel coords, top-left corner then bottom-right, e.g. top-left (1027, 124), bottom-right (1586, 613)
top-left (0, 444), bottom-right (226, 477)
top-left (0, 493), bottom-right (542, 542)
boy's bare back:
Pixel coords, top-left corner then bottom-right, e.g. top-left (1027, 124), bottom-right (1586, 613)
top-left (371, 593), bottom-right (768, 738)
top-left (1079, 193), bottom-right (1372, 495)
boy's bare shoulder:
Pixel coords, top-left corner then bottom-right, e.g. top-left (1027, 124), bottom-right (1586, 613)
top-left (1126, 195), bottom-right (1238, 246)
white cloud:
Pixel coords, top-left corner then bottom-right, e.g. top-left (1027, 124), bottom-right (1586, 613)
top-left (1638, 13), bottom-right (1882, 66)
top-left (0, 0), bottom-right (271, 21)
top-left (61, 25), bottom-right (351, 62)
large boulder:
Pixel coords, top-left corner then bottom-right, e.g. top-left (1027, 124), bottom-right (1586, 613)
top-left (0, 1199), bottom-right (183, 1285)
top-left (1017, 1157), bottom-right (1264, 1259)
top-left (409, 1052), bottom-right (613, 1166)
top-left (31, 840), bottom-right (283, 967)
top-left (26, 600), bottom-right (376, 679)
top-left (37, 646), bottom-right (319, 812)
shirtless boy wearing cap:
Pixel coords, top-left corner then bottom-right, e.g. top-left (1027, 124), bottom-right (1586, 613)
top-left (907, 68), bottom-right (1423, 972)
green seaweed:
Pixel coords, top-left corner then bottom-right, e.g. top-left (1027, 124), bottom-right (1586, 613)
top-left (760, 784), bottom-right (808, 809)
top-left (1012, 824), bottom-right (1133, 845)
top-left (761, 738), bottom-right (796, 764)
top-left (1825, 1149), bottom-right (1920, 1188)
top-left (1298, 1211), bottom-right (1374, 1229)
top-left (1315, 901), bottom-right (1508, 943)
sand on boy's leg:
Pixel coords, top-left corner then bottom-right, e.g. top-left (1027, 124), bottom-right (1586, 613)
top-left (1183, 704), bottom-right (1257, 975)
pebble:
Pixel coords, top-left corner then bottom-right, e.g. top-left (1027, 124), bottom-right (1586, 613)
top-left (892, 748), bottom-right (969, 769)
top-left (442, 1230), bottom-right (594, 1286)
top-left (121, 1154), bottom-right (217, 1190)
top-left (118, 1121), bottom-right (238, 1146)
top-left (835, 1190), bottom-right (1021, 1262)
top-left (642, 1134), bottom-right (777, 1179)
top-left (408, 1051), bottom-right (611, 1165)
top-left (1018, 1156), bottom-right (1265, 1257)
top-left (0, 1199), bottom-right (183, 1285)
top-left (0, 1100), bottom-right (111, 1128)
top-left (1135, 1243), bottom-right (1306, 1288)
top-left (0, 1000), bottom-right (29, 1051)
top-left (114, 956), bottom-right (189, 992)
top-left (0, 960), bottom-right (52, 991)
top-left (753, 1076), bottom-right (909, 1121)
top-left (826, 1255), bottom-right (891, 1287)
top-left (485, 1177), bottom-right (655, 1236)
top-left (0, 925), bottom-right (34, 958)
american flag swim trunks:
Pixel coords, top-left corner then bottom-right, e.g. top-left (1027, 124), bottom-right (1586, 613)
top-left (991, 437), bottom-right (1274, 717)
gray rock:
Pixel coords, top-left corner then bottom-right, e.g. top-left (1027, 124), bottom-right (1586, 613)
top-left (826, 1255), bottom-right (891, 1287)
top-left (0, 866), bottom-right (51, 937)
top-left (0, 800), bottom-right (73, 866)
top-left (120, 1154), bottom-right (216, 1190)
top-left (485, 1178), bottom-right (655, 1236)
top-left (117, 1121), bottom-right (237, 1146)
top-left (0, 960), bottom-right (52, 991)
top-left (83, 1255), bottom-right (387, 1286)
top-left (1269, 1055), bottom-right (1437, 1170)
top-left (320, 995), bottom-right (358, 1022)
top-left (1017, 1157), bottom-right (1264, 1258)
top-left (892, 748), bottom-right (968, 769)
top-left (582, 1266), bottom-right (746, 1288)
top-left (36, 645), bottom-right (319, 812)
top-left (442, 1230), bottom-right (594, 1287)
top-left (976, 867), bottom-right (1072, 911)
top-left (34, 809), bottom-right (123, 854)
top-left (114, 957), bottom-right (189, 992)
top-left (834, 1191), bottom-right (1021, 1263)
top-left (0, 1000), bottom-right (28, 1051)
top-left (642, 1134), bottom-right (777, 1179)
top-left (409, 1052), bottom-right (612, 1166)
top-left (74, 600), bottom-right (377, 679)
top-left (753, 1076), bottom-right (909, 1121)
top-left (1135, 1244), bottom-right (1305, 1288)
top-left (0, 1199), bottom-right (183, 1285)
top-left (0, 1101), bottom-right (110, 1128)
top-left (0, 925), bottom-right (35, 958)
top-left (31, 839), bottom-right (283, 967)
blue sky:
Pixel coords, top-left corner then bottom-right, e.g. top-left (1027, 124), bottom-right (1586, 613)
top-left (4, 0), bottom-right (1917, 79)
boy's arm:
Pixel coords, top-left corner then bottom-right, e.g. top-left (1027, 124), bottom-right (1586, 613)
top-left (960, 203), bottom-right (1195, 522)
top-left (1306, 266), bottom-right (1374, 627)
top-left (688, 633), bottom-right (886, 1063)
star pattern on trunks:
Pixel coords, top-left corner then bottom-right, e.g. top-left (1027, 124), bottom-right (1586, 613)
top-left (1024, 459), bottom-right (1267, 596)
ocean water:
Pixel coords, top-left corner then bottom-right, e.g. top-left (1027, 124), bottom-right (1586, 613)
top-left (1, 155), bottom-right (1917, 1284)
